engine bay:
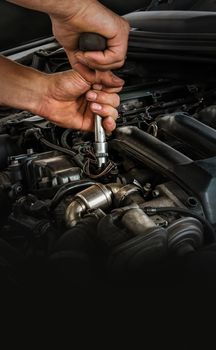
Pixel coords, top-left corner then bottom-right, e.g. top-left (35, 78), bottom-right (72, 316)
top-left (1, 46), bottom-right (216, 287)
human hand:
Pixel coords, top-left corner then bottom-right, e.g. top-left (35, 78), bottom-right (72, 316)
top-left (8, 1), bottom-right (130, 70)
top-left (8, 0), bottom-right (129, 93)
top-left (50, 0), bottom-right (130, 71)
top-left (37, 67), bottom-right (123, 132)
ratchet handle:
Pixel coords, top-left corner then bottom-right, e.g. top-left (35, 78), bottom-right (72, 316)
top-left (79, 33), bottom-right (107, 52)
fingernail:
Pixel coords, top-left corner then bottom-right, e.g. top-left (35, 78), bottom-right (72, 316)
top-left (92, 103), bottom-right (102, 111)
top-left (93, 84), bottom-right (103, 91)
top-left (87, 91), bottom-right (97, 101)
top-left (113, 76), bottom-right (124, 84)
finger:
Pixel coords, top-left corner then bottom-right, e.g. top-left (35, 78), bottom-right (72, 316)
top-left (90, 103), bottom-right (118, 121)
top-left (86, 90), bottom-right (120, 108)
top-left (92, 84), bottom-right (103, 91)
top-left (102, 117), bottom-right (116, 133)
top-left (85, 50), bottom-right (123, 66)
top-left (73, 63), bottom-right (124, 88)
top-left (72, 63), bottom-right (96, 85)
top-left (95, 70), bottom-right (124, 88)
top-left (76, 51), bottom-right (126, 71)
top-left (93, 61), bottom-right (125, 71)
top-left (99, 86), bottom-right (123, 93)
top-left (92, 84), bottom-right (122, 94)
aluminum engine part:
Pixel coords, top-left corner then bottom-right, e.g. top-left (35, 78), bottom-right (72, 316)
top-left (65, 183), bottom-right (113, 227)
top-left (65, 181), bottom-right (188, 228)
top-left (26, 153), bottom-right (82, 188)
top-left (140, 182), bottom-right (186, 209)
top-left (121, 208), bottom-right (156, 236)
top-left (9, 151), bottom-right (82, 191)
top-left (110, 184), bottom-right (143, 207)
top-left (65, 183), bottom-right (143, 227)
top-left (139, 182), bottom-right (189, 226)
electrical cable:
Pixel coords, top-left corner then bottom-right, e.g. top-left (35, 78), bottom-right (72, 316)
top-left (61, 129), bottom-right (73, 150)
top-left (32, 129), bottom-right (84, 168)
top-left (82, 146), bottom-right (115, 179)
top-left (40, 137), bottom-right (76, 156)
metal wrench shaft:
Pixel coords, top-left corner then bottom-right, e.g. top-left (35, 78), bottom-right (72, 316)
top-left (79, 33), bottom-right (109, 168)
top-left (94, 114), bottom-right (108, 168)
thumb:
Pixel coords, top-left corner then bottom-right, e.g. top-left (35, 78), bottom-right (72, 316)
top-left (73, 62), bottom-right (124, 88)
top-left (95, 70), bottom-right (125, 88)
top-left (50, 69), bottom-right (91, 100)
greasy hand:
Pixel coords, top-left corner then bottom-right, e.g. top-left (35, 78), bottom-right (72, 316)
top-left (50, 0), bottom-right (130, 71)
top-left (38, 67), bottom-right (123, 132)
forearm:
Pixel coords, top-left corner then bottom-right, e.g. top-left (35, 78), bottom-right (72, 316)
top-left (0, 56), bottom-right (48, 114)
top-left (7, 0), bottom-right (96, 18)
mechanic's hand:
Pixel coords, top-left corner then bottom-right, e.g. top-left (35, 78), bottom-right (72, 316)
top-left (38, 67), bottom-right (123, 132)
top-left (50, 0), bottom-right (130, 71)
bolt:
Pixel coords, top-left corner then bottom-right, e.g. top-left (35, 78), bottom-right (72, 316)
top-left (143, 183), bottom-right (152, 192)
top-left (27, 148), bottom-right (34, 155)
top-left (15, 185), bottom-right (23, 194)
top-left (152, 189), bottom-right (160, 198)
top-left (10, 160), bottom-right (19, 166)
top-left (186, 197), bottom-right (198, 208)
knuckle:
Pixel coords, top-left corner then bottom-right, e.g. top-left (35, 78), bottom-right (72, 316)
top-left (114, 60), bottom-right (124, 69)
top-left (112, 62), bottom-right (121, 69)
top-left (95, 65), bottom-right (108, 71)
top-left (98, 92), bottom-right (106, 103)
top-left (120, 59), bottom-right (126, 66)
top-left (123, 18), bottom-right (130, 32)
top-left (99, 105), bottom-right (106, 115)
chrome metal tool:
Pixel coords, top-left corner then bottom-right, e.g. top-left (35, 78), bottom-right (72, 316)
top-left (79, 33), bottom-right (108, 168)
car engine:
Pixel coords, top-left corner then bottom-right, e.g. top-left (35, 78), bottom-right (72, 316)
top-left (1, 45), bottom-right (216, 287)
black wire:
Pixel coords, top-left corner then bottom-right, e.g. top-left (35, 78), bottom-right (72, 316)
top-left (40, 137), bottom-right (76, 156)
top-left (39, 137), bottom-right (84, 168)
top-left (50, 179), bottom-right (96, 210)
top-left (143, 206), bottom-right (216, 243)
top-left (61, 129), bottom-right (73, 150)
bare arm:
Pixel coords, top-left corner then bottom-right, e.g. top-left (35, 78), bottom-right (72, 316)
top-left (0, 55), bottom-right (47, 113)
top-left (0, 56), bottom-right (122, 132)
top-left (3, 1), bottom-right (127, 132)
top-left (7, 0), bottom-right (91, 18)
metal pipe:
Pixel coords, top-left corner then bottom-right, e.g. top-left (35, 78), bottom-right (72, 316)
top-left (65, 183), bottom-right (113, 227)
top-left (65, 182), bottom-right (146, 228)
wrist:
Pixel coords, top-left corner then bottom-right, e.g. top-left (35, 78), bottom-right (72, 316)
top-left (26, 71), bottom-right (50, 116)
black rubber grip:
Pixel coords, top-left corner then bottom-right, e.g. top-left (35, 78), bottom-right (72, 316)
top-left (79, 33), bottom-right (107, 52)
